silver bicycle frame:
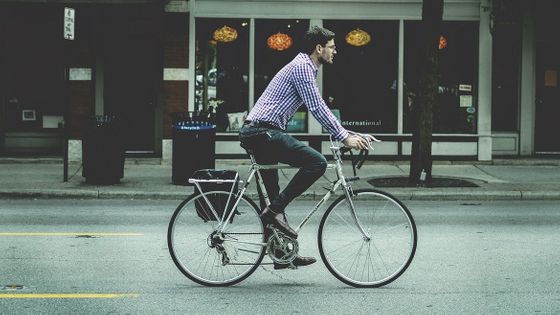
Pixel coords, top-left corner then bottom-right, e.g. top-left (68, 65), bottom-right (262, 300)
top-left (190, 134), bottom-right (374, 240)
top-left (230, 151), bottom-right (371, 240)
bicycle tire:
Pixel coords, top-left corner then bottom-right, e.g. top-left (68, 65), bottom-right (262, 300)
top-left (318, 189), bottom-right (417, 288)
top-left (168, 191), bottom-right (266, 287)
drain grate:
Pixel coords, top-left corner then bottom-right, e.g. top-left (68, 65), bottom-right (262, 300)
top-left (368, 176), bottom-right (479, 188)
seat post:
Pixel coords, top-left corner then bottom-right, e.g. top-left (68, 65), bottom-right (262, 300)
top-left (247, 154), bottom-right (271, 209)
top-left (250, 154), bottom-right (258, 165)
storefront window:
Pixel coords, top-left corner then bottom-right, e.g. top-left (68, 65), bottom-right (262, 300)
top-left (491, 23), bottom-right (521, 131)
top-left (254, 19), bottom-right (310, 133)
top-left (2, 7), bottom-right (64, 132)
top-left (195, 18), bottom-right (249, 132)
top-left (323, 20), bottom-right (399, 133)
top-left (404, 21), bottom-right (479, 134)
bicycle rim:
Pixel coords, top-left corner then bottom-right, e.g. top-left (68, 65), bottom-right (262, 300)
top-left (318, 189), bottom-right (417, 288)
top-left (168, 192), bottom-right (266, 286)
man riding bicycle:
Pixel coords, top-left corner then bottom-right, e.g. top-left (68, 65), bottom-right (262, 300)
top-left (239, 26), bottom-right (374, 270)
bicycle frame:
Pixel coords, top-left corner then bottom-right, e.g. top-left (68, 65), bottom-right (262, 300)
top-left (200, 141), bottom-right (371, 241)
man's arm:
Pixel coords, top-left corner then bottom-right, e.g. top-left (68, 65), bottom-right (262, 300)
top-left (292, 64), bottom-right (349, 142)
top-left (292, 64), bottom-right (375, 150)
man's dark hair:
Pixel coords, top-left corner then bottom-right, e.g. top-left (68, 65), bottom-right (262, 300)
top-left (302, 26), bottom-right (335, 54)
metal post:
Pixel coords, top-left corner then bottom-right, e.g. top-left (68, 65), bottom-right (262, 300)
top-left (63, 6), bottom-right (75, 182)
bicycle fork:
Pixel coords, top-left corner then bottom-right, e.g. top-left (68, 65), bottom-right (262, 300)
top-left (337, 164), bottom-right (371, 241)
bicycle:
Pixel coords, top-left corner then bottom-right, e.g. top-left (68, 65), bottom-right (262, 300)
top-left (167, 132), bottom-right (417, 288)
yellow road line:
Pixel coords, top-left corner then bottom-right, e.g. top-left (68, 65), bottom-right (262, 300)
top-left (0, 293), bottom-right (139, 299)
top-left (0, 232), bottom-right (143, 236)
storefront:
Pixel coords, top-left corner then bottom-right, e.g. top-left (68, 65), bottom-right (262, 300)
top-left (0, 1), bottom-right (168, 156)
top-left (186, 0), bottom-right (493, 160)
top-left (1, 0), bottom-right (557, 160)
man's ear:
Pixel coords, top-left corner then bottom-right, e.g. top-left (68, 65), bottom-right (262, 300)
top-left (315, 44), bottom-right (322, 54)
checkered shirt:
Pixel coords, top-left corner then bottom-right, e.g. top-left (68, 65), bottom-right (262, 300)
top-left (246, 53), bottom-right (349, 141)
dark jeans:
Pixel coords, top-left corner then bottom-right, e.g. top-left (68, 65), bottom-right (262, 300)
top-left (239, 126), bottom-right (327, 213)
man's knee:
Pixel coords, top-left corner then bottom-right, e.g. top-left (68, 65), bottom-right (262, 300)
top-left (310, 155), bottom-right (328, 175)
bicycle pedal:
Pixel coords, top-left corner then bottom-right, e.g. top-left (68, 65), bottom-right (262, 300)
top-left (273, 262), bottom-right (298, 270)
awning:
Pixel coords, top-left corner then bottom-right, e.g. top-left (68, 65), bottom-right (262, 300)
top-left (0, 0), bottom-right (168, 3)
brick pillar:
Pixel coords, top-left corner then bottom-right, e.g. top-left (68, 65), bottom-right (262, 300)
top-left (162, 12), bottom-right (189, 164)
top-left (66, 14), bottom-right (95, 162)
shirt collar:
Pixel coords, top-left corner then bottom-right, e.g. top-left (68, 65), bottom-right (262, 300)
top-left (299, 53), bottom-right (318, 73)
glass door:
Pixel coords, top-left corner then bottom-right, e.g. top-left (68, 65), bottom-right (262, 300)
top-left (535, 41), bottom-right (560, 154)
top-left (102, 6), bottom-right (159, 153)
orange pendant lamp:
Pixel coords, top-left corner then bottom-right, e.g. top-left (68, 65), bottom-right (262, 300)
top-left (267, 32), bottom-right (293, 51)
top-left (345, 28), bottom-right (371, 47)
top-left (213, 25), bottom-right (238, 43)
top-left (438, 35), bottom-right (447, 50)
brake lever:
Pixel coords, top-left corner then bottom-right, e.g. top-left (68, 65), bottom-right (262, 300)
top-left (363, 135), bottom-right (381, 151)
top-left (356, 149), bottom-right (368, 169)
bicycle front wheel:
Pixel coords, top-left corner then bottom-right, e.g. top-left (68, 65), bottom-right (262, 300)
top-left (168, 192), bottom-right (266, 286)
top-left (318, 189), bottom-right (417, 288)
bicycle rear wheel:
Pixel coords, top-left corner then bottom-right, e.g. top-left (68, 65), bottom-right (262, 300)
top-left (318, 189), bottom-right (417, 288)
top-left (168, 191), bottom-right (266, 286)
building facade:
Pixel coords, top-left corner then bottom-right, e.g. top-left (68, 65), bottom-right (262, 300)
top-left (0, 0), bottom-right (557, 161)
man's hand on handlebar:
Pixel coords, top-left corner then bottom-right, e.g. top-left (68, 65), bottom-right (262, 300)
top-left (342, 133), bottom-right (380, 150)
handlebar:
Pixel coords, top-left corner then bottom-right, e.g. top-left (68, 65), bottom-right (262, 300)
top-left (330, 131), bottom-right (382, 176)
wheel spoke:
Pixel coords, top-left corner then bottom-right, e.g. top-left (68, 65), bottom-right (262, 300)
top-left (369, 239), bottom-right (390, 277)
top-left (331, 209), bottom-right (359, 232)
top-left (168, 192), bottom-right (266, 286)
top-left (319, 190), bottom-right (416, 288)
top-left (325, 238), bottom-right (362, 257)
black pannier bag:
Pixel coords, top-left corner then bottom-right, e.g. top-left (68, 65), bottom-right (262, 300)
top-left (191, 169), bottom-right (240, 222)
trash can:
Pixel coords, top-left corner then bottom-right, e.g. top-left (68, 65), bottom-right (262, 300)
top-left (82, 115), bottom-right (125, 184)
top-left (172, 112), bottom-right (216, 185)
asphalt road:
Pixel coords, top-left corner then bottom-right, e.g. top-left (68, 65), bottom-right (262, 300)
top-left (1, 199), bottom-right (559, 314)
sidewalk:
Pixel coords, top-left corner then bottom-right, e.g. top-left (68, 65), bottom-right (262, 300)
top-left (1, 157), bottom-right (560, 200)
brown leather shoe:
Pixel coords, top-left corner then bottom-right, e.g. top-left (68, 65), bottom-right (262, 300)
top-left (274, 255), bottom-right (317, 270)
top-left (260, 207), bottom-right (298, 239)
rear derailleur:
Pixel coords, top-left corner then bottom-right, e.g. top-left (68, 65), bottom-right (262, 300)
top-left (208, 231), bottom-right (230, 266)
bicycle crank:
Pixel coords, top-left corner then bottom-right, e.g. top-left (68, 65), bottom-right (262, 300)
top-left (266, 227), bottom-right (299, 265)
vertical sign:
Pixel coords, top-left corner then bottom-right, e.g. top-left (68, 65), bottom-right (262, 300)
top-left (64, 7), bottom-right (75, 40)
top-left (63, 7), bottom-right (75, 181)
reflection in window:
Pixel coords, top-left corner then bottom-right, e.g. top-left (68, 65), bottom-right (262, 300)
top-left (404, 21), bottom-right (479, 134)
top-left (255, 19), bottom-right (310, 133)
top-left (323, 20), bottom-right (399, 133)
top-left (195, 18), bottom-right (249, 131)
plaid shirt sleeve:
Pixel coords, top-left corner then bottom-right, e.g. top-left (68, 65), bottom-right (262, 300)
top-left (292, 63), bottom-right (349, 142)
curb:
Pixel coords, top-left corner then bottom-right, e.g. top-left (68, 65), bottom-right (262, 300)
top-left (0, 189), bottom-right (98, 199)
top-left (520, 191), bottom-right (560, 200)
top-left (2, 189), bottom-right (560, 201)
top-left (97, 191), bottom-right (188, 200)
